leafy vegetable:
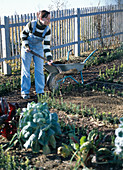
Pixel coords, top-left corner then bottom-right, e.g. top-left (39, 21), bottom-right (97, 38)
top-left (57, 143), bottom-right (72, 158)
top-left (58, 129), bottom-right (108, 168)
top-left (114, 117), bottom-right (123, 159)
top-left (0, 98), bottom-right (18, 140)
top-left (19, 102), bottom-right (61, 154)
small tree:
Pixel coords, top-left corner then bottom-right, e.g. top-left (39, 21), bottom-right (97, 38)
top-left (48, 0), bottom-right (69, 10)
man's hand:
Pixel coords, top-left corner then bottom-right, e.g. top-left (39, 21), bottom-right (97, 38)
top-left (47, 60), bottom-right (53, 66)
top-left (26, 47), bottom-right (31, 52)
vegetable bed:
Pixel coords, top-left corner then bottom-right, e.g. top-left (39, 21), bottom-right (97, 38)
top-left (0, 46), bottom-right (123, 169)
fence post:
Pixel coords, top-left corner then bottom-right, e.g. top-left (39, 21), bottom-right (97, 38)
top-left (75, 8), bottom-right (80, 56)
top-left (1, 16), bottom-right (11, 75)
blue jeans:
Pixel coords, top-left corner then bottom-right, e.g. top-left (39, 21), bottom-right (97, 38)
top-left (21, 43), bottom-right (45, 95)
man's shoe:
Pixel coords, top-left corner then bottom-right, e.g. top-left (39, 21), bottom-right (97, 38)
top-left (21, 94), bottom-right (30, 99)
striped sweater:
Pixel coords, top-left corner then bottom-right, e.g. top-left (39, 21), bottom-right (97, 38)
top-left (21, 20), bottom-right (52, 61)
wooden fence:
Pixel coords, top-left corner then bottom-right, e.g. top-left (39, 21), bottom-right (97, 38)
top-left (0, 5), bottom-right (123, 75)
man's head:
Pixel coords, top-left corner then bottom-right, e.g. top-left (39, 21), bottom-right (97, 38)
top-left (37, 10), bottom-right (50, 26)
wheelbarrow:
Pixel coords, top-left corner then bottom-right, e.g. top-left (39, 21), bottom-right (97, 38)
top-left (44, 49), bottom-right (98, 91)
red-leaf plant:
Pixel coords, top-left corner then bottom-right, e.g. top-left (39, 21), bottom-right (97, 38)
top-left (0, 98), bottom-right (19, 140)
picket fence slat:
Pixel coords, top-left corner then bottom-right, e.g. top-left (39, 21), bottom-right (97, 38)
top-left (0, 5), bottom-right (123, 75)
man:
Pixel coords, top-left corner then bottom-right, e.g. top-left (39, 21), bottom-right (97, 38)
top-left (21, 10), bottom-right (53, 99)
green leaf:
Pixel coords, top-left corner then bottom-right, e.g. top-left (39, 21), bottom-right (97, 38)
top-left (38, 128), bottom-right (43, 140)
top-left (71, 143), bottom-right (79, 150)
top-left (38, 131), bottom-right (49, 146)
top-left (24, 134), bottom-right (36, 149)
top-left (37, 118), bottom-right (46, 123)
top-left (38, 138), bottom-right (44, 145)
top-left (42, 123), bottom-right (52, 131)
top-left (87, 130), bottom-right (98, 141)
top-left (29, 122), bottom-right (37, 128)
top-left (51, 122), bottom-right (62, 135)
top-left (48, 135), bottom-right (56, 148)
top-left (20, 124), bottom-right (31, 135)
top-left (31, 140), bottom-right (41, 153)
top-left (50, 112), bottom-right (58, 123)
top-left (43, 144), bottom-right (51, 154)
top-left (80, 136), bottom-right (87, 146)
top-left (47, 129), bottom-right (55, 137)
top-left (24, 131), bottom-right (30, 139)
top-left (80, 141), bottom-right (92, 152)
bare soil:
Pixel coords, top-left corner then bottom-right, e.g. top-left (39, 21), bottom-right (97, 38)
top-left (0, 56), bottom-right (123, 169)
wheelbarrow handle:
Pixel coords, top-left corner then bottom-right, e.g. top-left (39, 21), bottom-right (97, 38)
top-left (83, 49), bottom-right (98, 64)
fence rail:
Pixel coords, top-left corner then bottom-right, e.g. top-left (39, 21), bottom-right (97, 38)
top-left (0, 5), bottom-right (123, 75)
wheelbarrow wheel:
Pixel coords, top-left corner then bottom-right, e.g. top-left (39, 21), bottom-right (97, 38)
top-left (46, 72), bottom-right (61, 91)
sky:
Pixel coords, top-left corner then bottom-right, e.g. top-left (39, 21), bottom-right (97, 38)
top-left (0, 0), bottom-right (118, 17)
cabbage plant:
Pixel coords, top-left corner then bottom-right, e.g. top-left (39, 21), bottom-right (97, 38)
top-left (19, 102), bottom-right (61, 154)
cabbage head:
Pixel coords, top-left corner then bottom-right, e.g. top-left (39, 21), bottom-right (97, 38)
top-left (19, 102), bottom-right (61, 154)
